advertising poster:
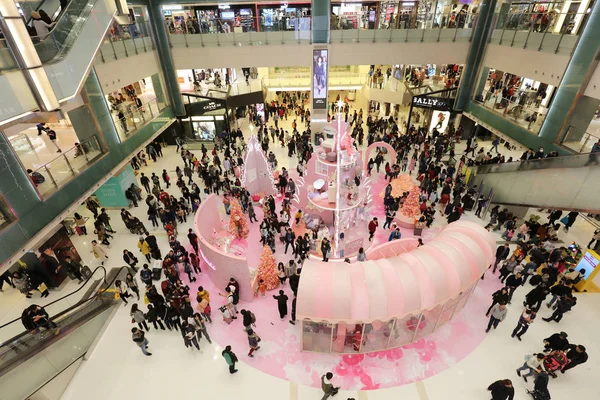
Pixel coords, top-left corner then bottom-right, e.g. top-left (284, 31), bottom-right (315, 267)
top-left (428, 110), bottom-right (450, 133)
top-left (312, 49), bottom-right (328, 110)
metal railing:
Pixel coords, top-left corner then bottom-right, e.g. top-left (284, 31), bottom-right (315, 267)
top-left (474, 151), bottom-right (600, 175)
top-left (490, 11), bottom-right (587, 54)
top-left (474, 89), bottom-right (547, 134)
top-left (560, 125), bottom-right (600, 154)
top-left (31, 135), bottom-right (103, 198)
top-left (96, 20), bottom-right (155, 63)
top-left (110, 97), bottom-right (166, 142)
top-left (165, 12), bottom-right (476, 47)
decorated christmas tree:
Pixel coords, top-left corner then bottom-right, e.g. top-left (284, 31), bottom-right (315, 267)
top-left (401, 187), bottom-right (422, 218)
top-left (229, 199), bottom-right (249, 239)
top-left (257, 245), bottom-right (279, 291)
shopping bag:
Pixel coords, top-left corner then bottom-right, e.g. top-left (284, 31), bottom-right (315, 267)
top-left (114, 291), bottom-right (120, 300)
top-left (144, 294), bottom-right (149, 304)
top-left (559, 216), bottom-right (569, 225)
top-left (37, 283), bottom-right (48, 293)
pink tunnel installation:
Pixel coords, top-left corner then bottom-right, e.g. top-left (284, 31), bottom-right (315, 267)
top-left (296, 221), bottom-right (495, 354)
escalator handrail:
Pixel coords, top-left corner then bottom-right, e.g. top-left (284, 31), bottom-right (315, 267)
top-left (28, 0), bottom-right (93, 39)
top-left (473, 151), bottom-right (599, 175)
top-left (0, 266), bottom-right (128, 347)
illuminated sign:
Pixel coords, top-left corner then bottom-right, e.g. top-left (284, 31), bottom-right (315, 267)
top-left (312, 49), bottom-right (328, 110)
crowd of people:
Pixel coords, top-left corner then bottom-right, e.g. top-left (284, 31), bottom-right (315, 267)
top-left (7, 88), bottom-right (594, 398)
top-left (485, 211), bottom-right (589, 399)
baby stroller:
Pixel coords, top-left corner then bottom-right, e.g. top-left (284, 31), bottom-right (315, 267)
top-left (527, 371), bottom-right (551, 400)
top-left (543, 350), bottom-right (568, 378)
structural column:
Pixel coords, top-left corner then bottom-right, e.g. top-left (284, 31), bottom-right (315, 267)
top-left (538, 3), bottom-right (600, 144)
top-left (148, 0), bottom-right (185, 117)
top-left (454, 0), bottom-right (497, 111)
top-left (310, 0), bottom-right (331, 141)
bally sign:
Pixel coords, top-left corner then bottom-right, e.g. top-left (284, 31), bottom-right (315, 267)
top-left (412, 96), bottom-right (452, 111)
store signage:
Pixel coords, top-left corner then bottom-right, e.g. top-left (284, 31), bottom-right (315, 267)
top-left (201, 101), bottom-right (222, 112)
top-left (412, 95), bottom-right (452, 111)
top-left (312, 48), bottom-right (329, 110)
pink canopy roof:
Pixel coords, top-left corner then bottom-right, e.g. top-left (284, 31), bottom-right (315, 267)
top-left (296, 221), bottom-right (495, 323)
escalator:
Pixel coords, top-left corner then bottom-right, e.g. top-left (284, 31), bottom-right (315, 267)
top-left (471, 152), bottom-right (600, 212)
top-left (0, 266), bottom-right (128, 400)
top-left (0, 0), bottom-right (117, 116)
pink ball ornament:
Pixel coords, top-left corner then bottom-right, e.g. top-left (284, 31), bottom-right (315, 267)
top-left (414, 339), bottom-right (426, 349)
top-left (353, 365), bottom-right (364, 375)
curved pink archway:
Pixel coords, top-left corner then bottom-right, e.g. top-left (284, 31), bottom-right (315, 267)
top-left (364, 141), bottom-right (397, 171)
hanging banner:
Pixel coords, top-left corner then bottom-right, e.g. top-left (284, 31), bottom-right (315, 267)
top-left (312, 48), bottom-right (329, 110)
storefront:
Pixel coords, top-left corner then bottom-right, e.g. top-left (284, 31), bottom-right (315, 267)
top-left (331, 1), bottom-right (378, 29)
top-left (407, 91), bottom-right (456, 132)
top-left (181, 96), bottom-right (228, 143)
top-left (258, 2), bottom-right (311, 31)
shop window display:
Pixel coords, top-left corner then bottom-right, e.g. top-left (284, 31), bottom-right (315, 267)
top-left (302, 320), bottom-right (333, 352)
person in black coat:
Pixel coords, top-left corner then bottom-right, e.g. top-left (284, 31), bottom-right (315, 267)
top-left (289, 268), bottom-right (301, 297)
top-left (524, 285), bottom-right (549, 312)
top-left (289, 296), bottom-right (297, 325)
top-left (123, 250), bottom-right (139, 272)
top-left (486, 287), bottom-right (510, 316)
top-left (487, 379), bottom-right (514, 400)
top-left (543, 294), bottom-right (576, 323)
top-left (544, 331), bottom-right (569, 351)
top-left (146, 304), bottom-right (166, 330)
top-left (562, 344), bottom-right (588, 372)
top-left (505, 272), bottom-right (523, 304)
top-left (493, 244), bottom-right (510, 273)
top-left (273, 290), bottom-right (288, 320)
top-left (61, 256), bottom-right (84, 282)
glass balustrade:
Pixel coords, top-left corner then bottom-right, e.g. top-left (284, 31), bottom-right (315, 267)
top-left (489, 11), bottom-right (586, 54)
top-left (30, 135), bottom-right (103, 198)
top-left (560, 126), bottom-right (600, 154)
top-left (166, 12), bottom-right (476, 47)
top-left (474, 89), bottom-right (546, 135)
top-left (96, 21), bottom-right (155, 63)
top-left (110, 98), bottom-right (166, 143)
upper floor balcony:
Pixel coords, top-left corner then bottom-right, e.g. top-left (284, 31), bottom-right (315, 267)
top-left (489, 10), bottom-right (587, 55)
top-left (165, 10), bottom-right (476, 48)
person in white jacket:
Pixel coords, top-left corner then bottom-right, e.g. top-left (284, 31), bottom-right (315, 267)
top-left (516, 353), bottom-right (545, 382)
top-left (30, 11), bottom-right (56, 39)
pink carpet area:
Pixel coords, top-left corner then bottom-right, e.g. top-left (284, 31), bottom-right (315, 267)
top-left (184, 259), bottom-right (499, 390)
top-left (182, 170), bottom-right (499, 390)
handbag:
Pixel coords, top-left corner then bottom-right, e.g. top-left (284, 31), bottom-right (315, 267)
top-left (559, 216), bottom-right (569, 225)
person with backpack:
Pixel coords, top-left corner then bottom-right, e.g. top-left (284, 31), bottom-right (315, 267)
top-left (131, 327), bottom-right (151, 356)
top-left (222, 345), bottom-right (238, 374)
top-left (150, 172), bottom-right (161, 191)
top-left (321, 372), bottom-right (340, 400)
top-left (245, 328), bottom-right (261, 357)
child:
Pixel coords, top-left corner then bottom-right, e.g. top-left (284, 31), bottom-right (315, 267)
top-left (258, 279), bottom-right (266, 297)
top-left (220, 305), bottom-right (233, 324)
top-left (295, 209), bottom-right (303, 225)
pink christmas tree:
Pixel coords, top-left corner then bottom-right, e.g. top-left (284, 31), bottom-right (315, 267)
top-left (229, 199), bottom-right (249, 239)
top-left (242, 135), bottom-right (277, 196)
top-left (257, 245), bottom-right (279, 291)
top-left (401, 187), bottom-right (422, 218)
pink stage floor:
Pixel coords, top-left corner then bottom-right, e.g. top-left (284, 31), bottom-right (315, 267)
top-left (181, 171), bottom-right (500, 390)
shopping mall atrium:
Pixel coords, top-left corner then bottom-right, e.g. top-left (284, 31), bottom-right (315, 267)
top-left (0, 0), bottom-right (599, 399)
